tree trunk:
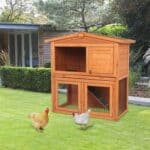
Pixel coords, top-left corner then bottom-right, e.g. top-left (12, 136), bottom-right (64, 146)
top-left (80, 0), bottom-right (88, 32)
top-left (81, 12), bottom-right (88, 32)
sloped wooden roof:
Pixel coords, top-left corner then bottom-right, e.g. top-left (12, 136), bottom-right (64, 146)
top-left (45, 32), bottom-right (135, 44)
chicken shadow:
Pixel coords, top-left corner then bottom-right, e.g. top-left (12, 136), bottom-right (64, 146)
top-left (29, 124), bottom-right (44, 133)
top-left (78, 124), bottom-right (94, 131)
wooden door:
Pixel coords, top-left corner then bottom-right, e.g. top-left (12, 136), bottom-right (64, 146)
top-left (54, 79), bottom-right (82, 114)
top-left (88, 46), bottom-right (114, 75)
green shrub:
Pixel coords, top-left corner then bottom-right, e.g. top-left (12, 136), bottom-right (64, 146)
top-left (129, 69), bottom-right (141, 88)
top-left (0, 66), bottom-right (51, 92)
top-left (90, 23), bottom-right (127, 37)
top-left (44, 62), bottom-right (51, 68)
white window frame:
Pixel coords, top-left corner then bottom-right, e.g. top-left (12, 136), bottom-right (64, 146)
top-left (8, 31), bottom-right (38, 67)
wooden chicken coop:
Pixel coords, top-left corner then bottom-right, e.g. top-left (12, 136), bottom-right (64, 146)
top-left (46, 32), bottom-right (135, 120)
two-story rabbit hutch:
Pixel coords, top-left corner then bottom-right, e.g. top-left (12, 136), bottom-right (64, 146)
top-left (46, 32), bottom-right (135, 120)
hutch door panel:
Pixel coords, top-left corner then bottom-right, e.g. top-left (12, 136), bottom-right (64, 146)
top-left (88, 46), bottom-right (114, 75)
top-left (55, 80), bottom-right (82, 113)
top-left (84, 81), bottom-right (113, 118)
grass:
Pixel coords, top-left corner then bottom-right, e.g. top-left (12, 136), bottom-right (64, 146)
top-left (0, 87), bottom-right (150, 150)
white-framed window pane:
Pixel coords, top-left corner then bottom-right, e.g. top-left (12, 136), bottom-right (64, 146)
top-left (24, 34), bottom-right (30, 66)
top-left (9, 34), bottom-right (15, 65)
top-left (17, 34), bottom-right (22, 66)
top-left (32, 32), bottom-right (38, 67)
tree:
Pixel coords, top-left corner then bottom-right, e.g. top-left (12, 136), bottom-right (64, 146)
top-left (35, 0), bottom-right (107, 31)
top-left (112, 0), bottom-right (150, 69)
top-left (0, 0), bottom-right (48, 23)
top-left (0, 0), bottom-right (29, 22)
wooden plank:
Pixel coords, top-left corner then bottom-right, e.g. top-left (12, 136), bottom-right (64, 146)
top-left (54, 43), bottom-right (113, 47)
top-left (88, 46), bottom-right (114, 75)
top-left (113, 43), bottom-right (119, 77)
top-left (119, 44), bottom-right (129, 77)
top-left (51, 42), bottom-right (55, 112)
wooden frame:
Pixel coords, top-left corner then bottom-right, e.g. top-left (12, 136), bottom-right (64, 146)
top-left (84, 81), bottom-right (113, 119)
top-left (47, 32), bottom-right (135, 121)
top-left (54, 78), bottom-right (82, 114)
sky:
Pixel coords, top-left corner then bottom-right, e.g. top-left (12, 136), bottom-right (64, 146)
top-left (0, 0), bottom-right (6, 13)
top-left (0, 0), bottom-right (47, 8)
top-left (0, 0), bottom-right (6, 8)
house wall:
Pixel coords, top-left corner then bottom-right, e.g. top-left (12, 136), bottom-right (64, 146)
top-left (38, 31), bottom-right (72, 67)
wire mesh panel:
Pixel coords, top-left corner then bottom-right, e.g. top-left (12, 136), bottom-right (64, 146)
top-left (57, 83), bottom-right (79, 110)
top-left (87, 86), bottom-right (110, 113)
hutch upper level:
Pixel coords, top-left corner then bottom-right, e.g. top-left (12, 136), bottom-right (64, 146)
top-left (46, 32), bottom-right (135, 79)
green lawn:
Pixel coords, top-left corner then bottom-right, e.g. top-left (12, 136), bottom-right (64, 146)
top-left (0, 88), bottom-right (149, 150)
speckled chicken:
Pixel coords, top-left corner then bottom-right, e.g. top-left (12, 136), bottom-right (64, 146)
top-left (72, 109), bottom-right (91, 128)
top-left (28, 107), bottom-right (49, 131)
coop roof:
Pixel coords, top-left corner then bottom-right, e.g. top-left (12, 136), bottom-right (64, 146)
top-left (0, 23), bottom-right (60, 31)
top-left (0, 23), bottom-right (40, 30)
top-left (45, 32), bottom-right (135, 44)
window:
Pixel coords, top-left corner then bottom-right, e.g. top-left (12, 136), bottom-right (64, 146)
top-left (32, 32), bottom-right (38, 67)
top-left (8, 31), bottom-right (38, 67)
top-left (17, 34), bottom-right (22, 66)
top-left (24, 34), bottom-right (30, 66)
top-left (9, 34), bottom-right (15, 65)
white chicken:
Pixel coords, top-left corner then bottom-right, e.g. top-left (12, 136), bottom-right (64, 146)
top-left (72, 109), bottom-right (91, 129)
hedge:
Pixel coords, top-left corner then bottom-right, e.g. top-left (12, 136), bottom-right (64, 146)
top-left (90, 23), bottom-right (127, 37)
top-left (0, 66), bottom-right (51, 92)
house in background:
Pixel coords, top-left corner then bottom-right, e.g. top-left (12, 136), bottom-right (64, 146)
top-left (0, 23), bottom-right (70, 67)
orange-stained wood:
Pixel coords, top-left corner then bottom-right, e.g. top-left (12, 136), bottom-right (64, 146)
top-left (47, 32), bottom-right (135, 121)
top-left (45, 32), bottom-right (135, 44)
